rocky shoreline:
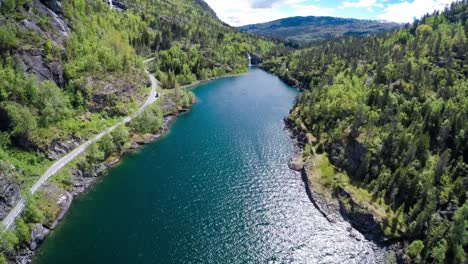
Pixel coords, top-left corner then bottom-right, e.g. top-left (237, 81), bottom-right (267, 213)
top-left (10, 111), bottom-right (184, 263)
top-left (285, 120), bottom-right (404, 263)
top-left (70, 114), bottom-right (178, 197)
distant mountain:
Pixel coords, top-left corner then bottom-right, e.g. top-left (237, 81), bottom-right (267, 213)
top-left (238, 16), bottom-right (401, 43)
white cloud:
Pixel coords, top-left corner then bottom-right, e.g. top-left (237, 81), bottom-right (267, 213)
top-left (250, 0), bottom-right (281, 8)
top-left (203, 0), bottom-right (458, 26)
top-left (204, 0), bottom-right (333, 26)
top-left (341, 0), bottom-right (384, 9)
top-left (378, 0), bottom-right (454, 23)
top-left (290, 3), bottom-right (333, 17)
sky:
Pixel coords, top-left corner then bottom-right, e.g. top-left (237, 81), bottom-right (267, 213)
top-left (203, 0), bottom-right (458, 26)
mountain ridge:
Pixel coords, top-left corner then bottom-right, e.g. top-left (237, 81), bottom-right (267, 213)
top-left (238, 15), bottom-right (401, 43)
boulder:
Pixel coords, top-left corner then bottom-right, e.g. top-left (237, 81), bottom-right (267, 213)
top-left (130, 141), bottom-right (140, 149)
top-left (105, 153), bottom-right (121, 167)
top-left (48, 191), bottom-right (73, 229)
top-left (112, 0), bottom-right (127, 10)
top-left (29, 224), bottom-right (50, 250)
top-left (288, 154), bottom-right (304, 171)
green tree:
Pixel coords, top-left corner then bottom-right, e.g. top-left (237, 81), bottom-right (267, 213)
top-left (15, 218), bottom-right (31, 244)
top-left (86, 142), bottom-right (105, 164)
top-left (129, 105), bottom-right (163, 134)
top-left (0, 25), bottom-right (18, 50)
top-left (407, 240), bottom-right (425, 262)
top-left (430, 239), bottom-right (447, 264)
top-left (111, 126), bottom-right (130, 153)
top-left (448, 202), bottom-right (468, 263)
top-left (98, 135), bottom-right (116, 157)
top-left (0, 101), bottom-right (36, 132)
top-left (36, 81), bottom-right (71, 126)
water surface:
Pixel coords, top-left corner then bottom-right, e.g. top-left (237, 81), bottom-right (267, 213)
top-left (35, 69), bottom-right (381, 263)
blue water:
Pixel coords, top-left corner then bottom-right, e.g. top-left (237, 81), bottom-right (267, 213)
top-left (35, 69), bottom-right (382, 263)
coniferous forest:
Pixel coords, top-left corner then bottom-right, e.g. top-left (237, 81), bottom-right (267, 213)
top-left (264, 2), bottom-right (467, 263)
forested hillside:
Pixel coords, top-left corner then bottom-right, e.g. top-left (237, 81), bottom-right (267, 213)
top-left (0, 0), bottom-right (149, 211)
top-left (120, 0), bottom-right (275, 87)
top-left (264, 1), bottom-right (467, 263)
top-left (238, 16), bottom-right (401, 44)
top-left (0, 0), bottom-right (277, 262)
top-left (1, 0), bottom-right (466, 263)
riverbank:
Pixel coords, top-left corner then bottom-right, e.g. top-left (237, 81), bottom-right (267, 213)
top-left (33, 68), bottom-right (394, 264)
top-left (259, 65), bottom-right (307, 91)
top-left (180, 71), bottom-right (247, 90)
top-left (11, 106), bottom-right (189, 263)
top-left (70, 113), bottom-right (180, 197)
top-left (8, 70), bottom-right (244, 263)
top-left (284, 118), bottom-right (404, 263)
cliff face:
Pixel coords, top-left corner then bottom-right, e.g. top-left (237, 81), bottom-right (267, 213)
top-left (13, 0), bottom-right (69, 86)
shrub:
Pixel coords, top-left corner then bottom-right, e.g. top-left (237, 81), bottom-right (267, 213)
top-left (15, 218), bottom-right (31, 244)
top-left (129, 105), bottom-right (163, 134)
top-left (0, 227), bottom-right (19, 253)
top-left (23, 198), bottom-right (45, 224)
top-left (0, 25), bottom-right (18, 50)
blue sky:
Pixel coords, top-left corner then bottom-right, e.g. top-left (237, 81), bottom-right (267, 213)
top-left (204, 0), bottom-right (457, 26)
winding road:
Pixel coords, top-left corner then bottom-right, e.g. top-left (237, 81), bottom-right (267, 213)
top-left (2, 59), bottom-right (158, 229)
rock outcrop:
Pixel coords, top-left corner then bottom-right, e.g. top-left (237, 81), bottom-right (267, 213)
top-left (334, 187), bottom-right (386, 243)
top-left (112, 0), bottom-right (127, 10)
top-left (250, 53), bottom-right (263, 65)
top-left (39, 0), bottom-right (63, 14)
top-left (17, 0), bottom-right (69, 86)
top-left (285, 117), bottom-right (391, 249)
top-left (71, 163), bottom-right (108, 196)
top-left (327, 136), bottom-right (366, 175)
top-left (47, 135), bottom-right (82, 160)
top-left (0, 162), bottom-right (22, 220)
top-left (288, 154), bottom-right (304, 171)
top-left (84, 75), bottom-right (147, 115)
top-left (29, 224), bottom-right (50, 250)
top-left (49, 191), bottom-right (73, 229)
top-left (17, 49), bottom-right (66, 87)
